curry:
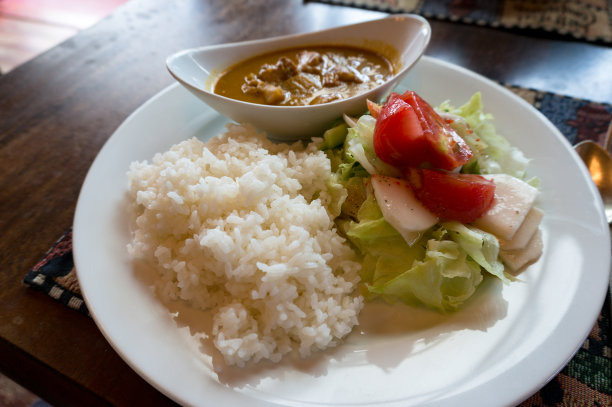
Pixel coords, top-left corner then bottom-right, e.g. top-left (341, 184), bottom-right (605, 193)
top-left (213, 46), bottom-right (394, 106)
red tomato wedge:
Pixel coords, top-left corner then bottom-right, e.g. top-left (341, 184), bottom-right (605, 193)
top-left (406, 168), bottom-right (496, 224)
top-left (373, 91), bottom-right (473, 171)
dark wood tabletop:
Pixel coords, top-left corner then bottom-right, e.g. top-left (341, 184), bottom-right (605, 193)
top-left (1, 0), bottom-right (610, 406)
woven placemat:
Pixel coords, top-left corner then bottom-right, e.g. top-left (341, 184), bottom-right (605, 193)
top-left (308, 0), bottom-right (612, 43)
top-left (24, 85), bottom-right (612, 405)
top-left (23, 228), bottom-right (87, 315)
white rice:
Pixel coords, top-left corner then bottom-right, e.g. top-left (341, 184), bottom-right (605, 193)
top-left (126, 123), bottom-right (363, 367)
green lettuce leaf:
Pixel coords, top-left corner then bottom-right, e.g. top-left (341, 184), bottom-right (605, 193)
top-left (367, 238), bottom-right (484, 312)
top-left (442, 221), bottom-right (510, 283)
top-left (438, 92), bottom-right (532, 180)
top-left (343, 195), bottom-right (488, 312)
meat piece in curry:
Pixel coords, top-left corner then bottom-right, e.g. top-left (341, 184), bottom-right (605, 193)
top-left (214, 46), bottom-right (394, 106)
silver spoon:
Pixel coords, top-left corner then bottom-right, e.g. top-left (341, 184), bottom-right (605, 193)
top-left (574, 121), bottom-right (612, 224)
top-left (574, 122), bottom-right (612, 316)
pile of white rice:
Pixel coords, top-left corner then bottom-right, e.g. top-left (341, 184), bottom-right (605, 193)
top-left (126, 123), bottom-right (363, 367)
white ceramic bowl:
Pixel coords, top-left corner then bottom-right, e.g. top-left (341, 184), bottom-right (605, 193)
top-left (166, 14), bottom-right (431, 140)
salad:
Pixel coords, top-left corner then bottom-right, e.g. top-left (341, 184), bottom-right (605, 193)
top-left (321, 90), bottom-right (543, 312)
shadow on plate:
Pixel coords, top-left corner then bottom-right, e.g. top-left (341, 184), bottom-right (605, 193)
top-left (131, 257), bottom-right (508, 388)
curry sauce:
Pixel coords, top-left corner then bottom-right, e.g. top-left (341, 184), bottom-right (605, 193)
top-left (213, 46), bottom-right (394, 106)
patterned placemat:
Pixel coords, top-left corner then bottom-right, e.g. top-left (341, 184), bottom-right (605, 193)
top-left (23, 85), bottom-right (612, 405)
top-left (308, 0), bottom-right (612, 43)
top-left (23, 228), bottom-right (88, 316)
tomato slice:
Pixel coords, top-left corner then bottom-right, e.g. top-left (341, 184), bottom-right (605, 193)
top-left (373, 91), bottom-right (473, 171)
top-left (401, 91), bottom-right (473, 170)
top-left (372, 93), bottom-right (427, 167)
top-left (406, 168), bottom-right (496, 223)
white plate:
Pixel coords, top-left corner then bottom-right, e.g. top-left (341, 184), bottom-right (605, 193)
top-left (73, 56), bottom-right (610, 407)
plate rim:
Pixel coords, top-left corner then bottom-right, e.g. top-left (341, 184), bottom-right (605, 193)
top-left (73, 55), bottom-right (611, 407)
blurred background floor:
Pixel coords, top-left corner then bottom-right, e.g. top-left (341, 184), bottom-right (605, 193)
top-left (0, 1), bottom-right (129, 403)
top-left (0, 0), bottom-right (128, 73)
top-left (0, 373), bottom-right (36, 407)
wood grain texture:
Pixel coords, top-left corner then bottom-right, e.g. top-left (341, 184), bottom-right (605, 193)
top-left (0, 0), bottom-right (610, 406)
top-left (425, 19), bottom-right (612, 104)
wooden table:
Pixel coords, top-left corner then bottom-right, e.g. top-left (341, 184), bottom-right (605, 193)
top-left (1, 0), bottom-right (610, 406)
